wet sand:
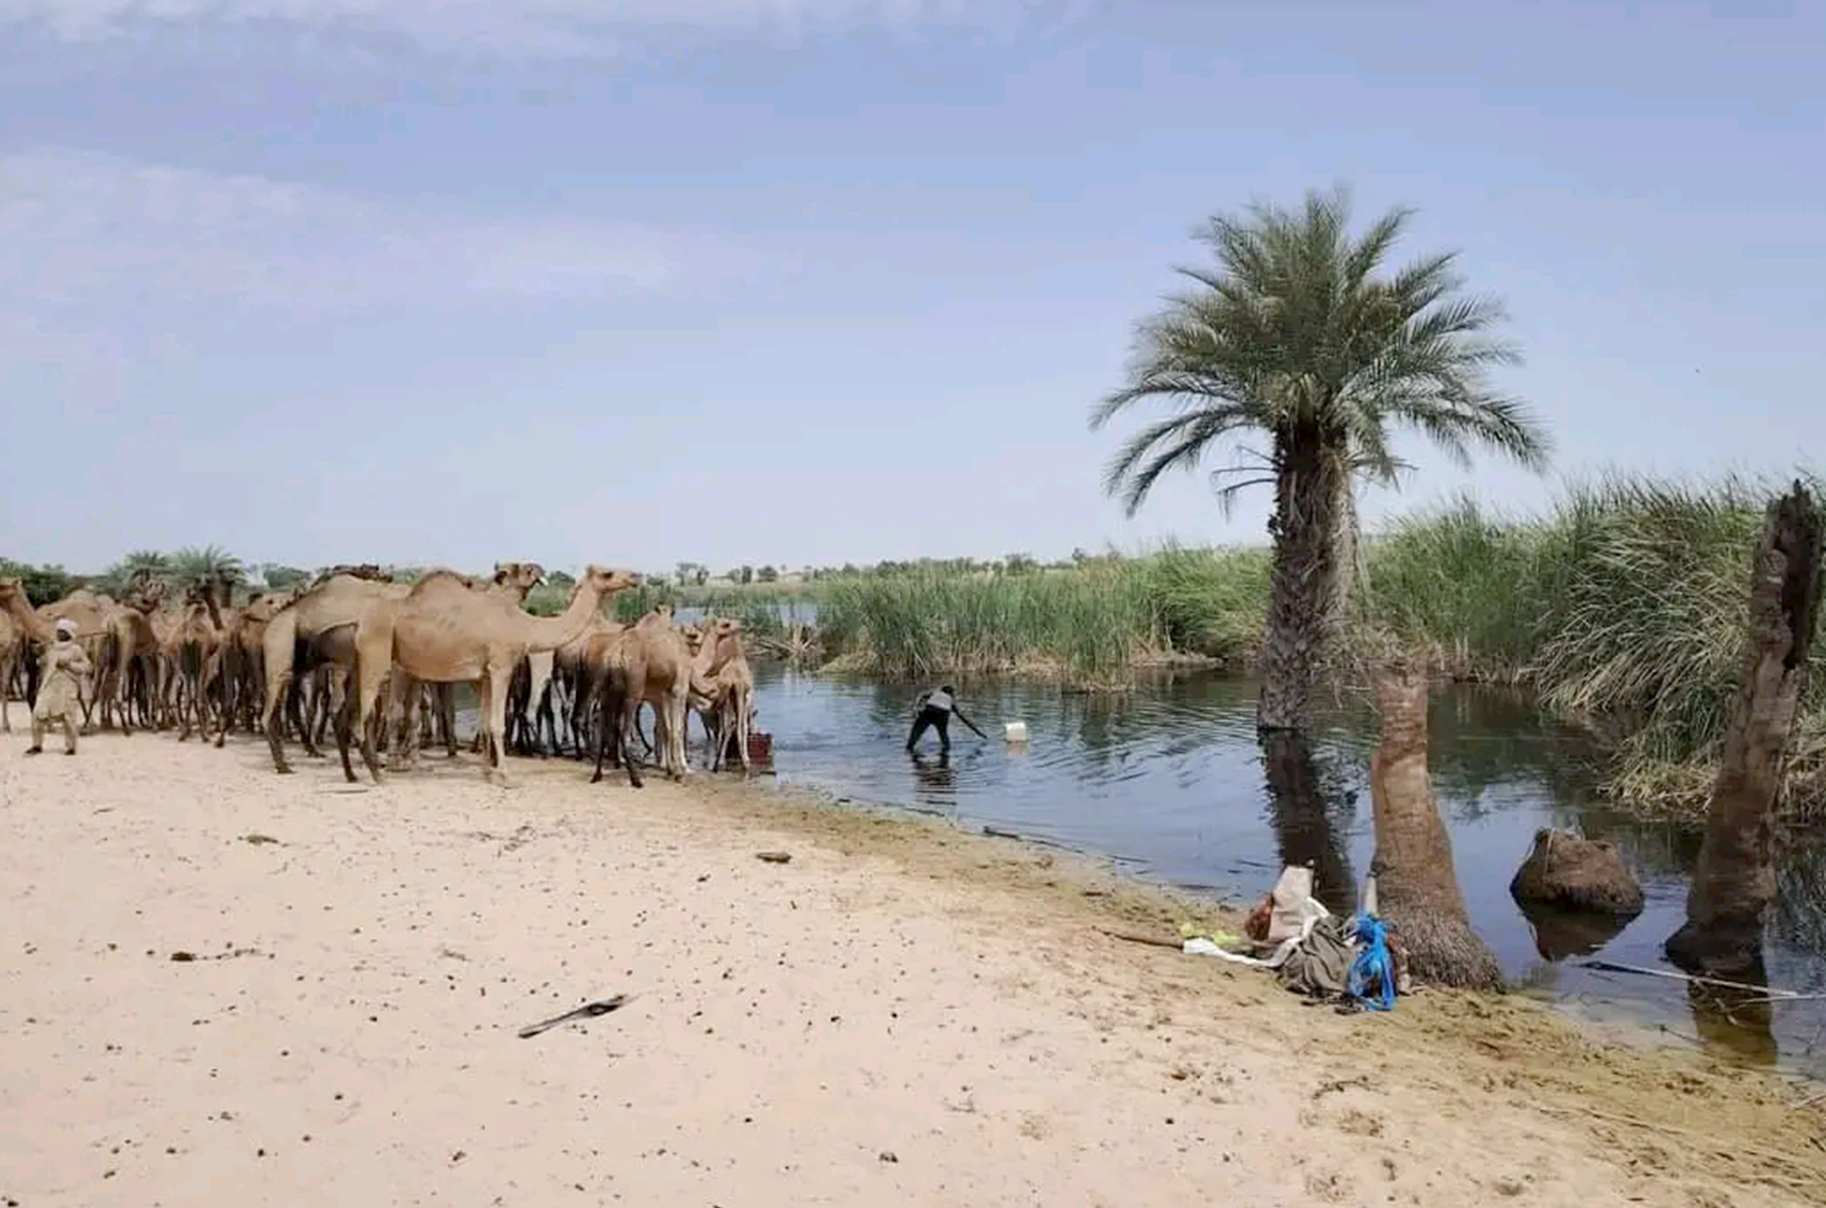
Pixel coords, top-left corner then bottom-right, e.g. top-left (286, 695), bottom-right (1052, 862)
top-left (2, 704), bottom-right (1823, 1206)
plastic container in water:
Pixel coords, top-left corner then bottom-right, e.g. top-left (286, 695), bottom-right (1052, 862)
top-left (1004, 721), bottom-right (1029, 743)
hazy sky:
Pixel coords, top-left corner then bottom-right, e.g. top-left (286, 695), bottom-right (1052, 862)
top-left (3, 1), bottom-right (1821, 577)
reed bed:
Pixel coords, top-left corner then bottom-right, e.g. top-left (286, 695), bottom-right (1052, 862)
top-left (811, 470), bottom-right (1826, 821)
top-left (814, 546), bottom-right (1270, 684)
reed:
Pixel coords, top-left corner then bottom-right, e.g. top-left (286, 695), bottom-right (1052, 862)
top-left (1356, 471), bottom-right (1826, 820)
top-left (813, 548), bottom-right (1269, 682)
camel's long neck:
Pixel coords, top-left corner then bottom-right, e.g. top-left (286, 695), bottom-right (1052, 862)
top-left (519, 586), bottom-right (604, 653)
top-left (689, 634), bottom-right (739, 695)
top-left (2, 595), bottom-right (52, 643)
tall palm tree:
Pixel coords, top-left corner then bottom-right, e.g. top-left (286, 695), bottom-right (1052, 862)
top-left (168, 545), bottom-right (246, 601)
top-left (1091, 186), bottom-right (1551, 732)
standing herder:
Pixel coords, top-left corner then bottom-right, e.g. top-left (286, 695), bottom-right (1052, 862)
top-left (905, 683), bottom-right (986, 755)
top-left (26, 618), bottom-right (92, 756)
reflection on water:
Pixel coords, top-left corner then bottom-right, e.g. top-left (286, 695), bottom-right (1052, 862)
top-left (741, 664), bottom-right (1826, 1077)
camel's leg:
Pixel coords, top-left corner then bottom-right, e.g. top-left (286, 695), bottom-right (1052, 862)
top-left (116, 634), bottom-right (135, 738)
top-left (391, 673), bottom-right (423, 772)
top-left (211, 648), bottom-right (230, 748)
top-left (479, 664), bottom-right (514, 786)
top-left (176, 657), bottom-right (193, 742)
top-left (331, 686), bottom-right (358, 782)
top-left (325, 664), bottom-right (361, 783)
top-left (670, 691), bottom-right (691, 778)
top-left (590, 679), bottom-right (614, 783)
top-left (288, 677), bottom-right (316, 756)
top-left (736, 691), bottom-right (753, 777)
top-left (350, 654), bottom-right (389, 786)
top-left (262, 668), bottom-right (295, 774)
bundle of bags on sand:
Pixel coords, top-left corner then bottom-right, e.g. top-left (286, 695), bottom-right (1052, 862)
top-left (1180, 866), bottom-right (1411, 1012)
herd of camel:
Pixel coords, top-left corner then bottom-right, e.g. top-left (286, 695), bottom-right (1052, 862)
top-left (0, 561), bottom-right (761, 787)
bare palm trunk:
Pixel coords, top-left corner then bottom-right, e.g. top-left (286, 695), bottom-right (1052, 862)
top-left (1259, 730), bottom-right (1357, 917)
top-left (1257, 431), bottom-right (1346, 733)
top-left (1665, 482), bottom-right (1824, 977)
top-left (1369, 662), bottom-right (1504, 990)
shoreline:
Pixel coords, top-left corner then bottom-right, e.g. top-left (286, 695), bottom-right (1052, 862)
top-left (3, 713), bottom-right (1824, 1206)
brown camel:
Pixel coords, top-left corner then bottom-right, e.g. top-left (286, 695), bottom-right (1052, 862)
top-left (352, 565), bottom-right (639, 786)
top-left (213, 589), bottom-right (291, 746)
top-left (260, 573), bottom-right (412, 780)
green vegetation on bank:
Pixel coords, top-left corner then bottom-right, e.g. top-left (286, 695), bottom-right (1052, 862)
top-left (799, 471), bottom-right (1826, 819)
top-left (814, 547), bottom-right (1269, 682)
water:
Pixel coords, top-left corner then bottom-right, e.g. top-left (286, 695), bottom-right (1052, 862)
top-left (738, 664), bottom-right (1826, 1076)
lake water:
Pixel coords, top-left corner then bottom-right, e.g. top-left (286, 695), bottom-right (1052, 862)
top-left (734, 663), bottom-right (1826, 1077)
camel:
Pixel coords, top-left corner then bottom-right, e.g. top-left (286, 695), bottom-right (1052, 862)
top-left (350, 565), bottom-right (639, 786)
top-left (698, 624), bottom-right (757, 774)
top-left (0, 578), bottom-right (58, 720)
top-left (166, 583), bottom-right (228, 743)
top-left (213, 589), bottom-right (290, 746)
top-left (0, 579), bottom-right (59, 731)
top-left (396, 561), bottom-right (547, 767)
top-left (590, 608), bottom-right (737, 788)
top-left (0, 609), bottom-right (19, 732)
top-left (95, 580), bottom-right (167, 736)
top-left (260, 573), bottom-right (412, 780)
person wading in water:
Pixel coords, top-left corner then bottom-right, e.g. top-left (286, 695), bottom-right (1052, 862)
top-left (905, 684), bottom-right (986, 755)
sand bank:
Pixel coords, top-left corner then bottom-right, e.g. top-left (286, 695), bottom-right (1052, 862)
top-left (2, 707), bottom-right (1823, 1207)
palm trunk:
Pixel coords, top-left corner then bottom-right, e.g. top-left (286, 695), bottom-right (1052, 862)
top-left (1257, 429), bottom-right (1346, 732)
top-left (1260, 730), bottom-right (1357, 917)
top-left (1369, 662), bottom-right (1503, 990)
top-left (1665, 482), bottom-right (1824, 977)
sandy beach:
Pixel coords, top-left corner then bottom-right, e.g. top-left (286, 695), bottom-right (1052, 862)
top-left (2, 707), bottom-right (1823, 1208)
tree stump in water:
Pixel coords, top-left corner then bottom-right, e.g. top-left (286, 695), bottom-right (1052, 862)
top-left (1666, 481), bottom-right (1825, 978)
top-left (1510, 828), bottom-right (1644, 917)
top-left (1369, 662), bottom-right (1504, 991)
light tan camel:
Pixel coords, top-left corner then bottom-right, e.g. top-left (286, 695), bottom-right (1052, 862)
top-left (260, 573), bottom-right (411, 780)
top-left (165, 583), bottom-right (228, 743)
top-left (591, 607), bottom-right (736, 786)
top-left (96, 580), bottom-right (166, 736)
top-left (0, 578), bottom-right (55, 731)
top-left (400, 561), bottom-right (547, 766)
top-left (700, 624), bottom-right (756, 775)
top-left (0, 609), bottom-right (15, 732)
top-left (352, 565), bottom-right (639, 785)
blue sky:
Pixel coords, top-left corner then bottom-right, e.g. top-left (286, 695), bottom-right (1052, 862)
top-left (2, 0), bottom-right (1821, 577)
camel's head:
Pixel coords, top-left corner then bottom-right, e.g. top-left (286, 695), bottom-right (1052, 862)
top-left (243, 592), bottom-right (287, 622)
top-left (494, 561), bottom-right (547, 592)
top-left (680, 623), bottom-right (704, 652)
top-left (127, 577), bottom-right (166, 610)
top-left (0, 577), bottom-right (26, 608)
top-left (702, 616), bottom-right (744, 662)
top-left (578, 565), bottom-right (641, 598)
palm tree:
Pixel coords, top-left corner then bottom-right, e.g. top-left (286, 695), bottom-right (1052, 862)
top-left (1091, 186), bottom-right (1551, 732)
top-left (168, 545), bottom-right (246, 601)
